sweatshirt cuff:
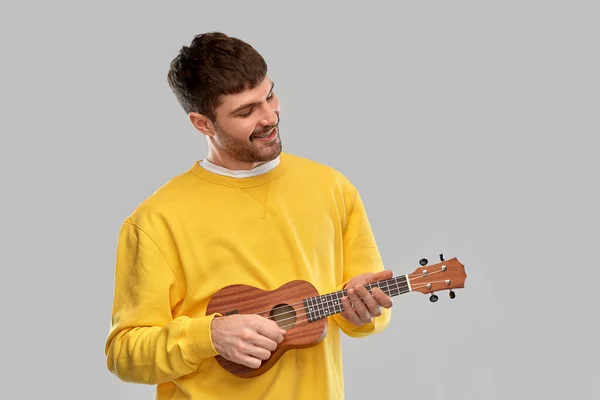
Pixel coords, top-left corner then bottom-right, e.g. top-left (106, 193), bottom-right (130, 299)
top-left (181, 313), bottom-right (222, 364)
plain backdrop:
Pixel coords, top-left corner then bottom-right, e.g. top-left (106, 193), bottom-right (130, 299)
top-left (1, 1), bottom-right (598, 399)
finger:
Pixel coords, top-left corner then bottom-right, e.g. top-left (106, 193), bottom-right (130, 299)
top-left (354, 286), bottom-right (382, 317)
top-left (254, 318), bottom-right (286, 343)
top-left (341, 296), bottom-right (362, 326)
top-left (372, 287), bottom-right (394, 308)
top-left (243, 343), bottom-right (272, 361)
top-left (249, 334), bottom-right (279, 352)
top-left (370, 269), bottom-right (394, 282)
top-left (236, 353), bottom-right (263, 369)
top-left (347, 288), bottom-right (372, 324)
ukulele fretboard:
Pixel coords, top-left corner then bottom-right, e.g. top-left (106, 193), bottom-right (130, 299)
top-left (302, 275), bottom-right (410, 322)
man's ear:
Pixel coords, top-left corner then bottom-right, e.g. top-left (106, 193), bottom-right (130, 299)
top-left (188, 112), bottom-right (215, 137)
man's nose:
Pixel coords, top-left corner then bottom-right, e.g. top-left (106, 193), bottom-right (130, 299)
top-left (259, 105), bottom-right (279, 126)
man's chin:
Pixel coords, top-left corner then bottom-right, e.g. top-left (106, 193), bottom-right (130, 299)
top-left (260, 143), bottom-right (282, 161)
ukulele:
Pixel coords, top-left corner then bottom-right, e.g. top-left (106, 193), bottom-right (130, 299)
top-left (206, 254), bottom-right (467, 378)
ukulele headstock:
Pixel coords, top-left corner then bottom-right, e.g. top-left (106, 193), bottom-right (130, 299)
top-left (408, 254), bottom-right (467, 302)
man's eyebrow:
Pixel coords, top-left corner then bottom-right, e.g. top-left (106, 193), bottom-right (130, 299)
top-left (229, 81), bottom-right (275, 115)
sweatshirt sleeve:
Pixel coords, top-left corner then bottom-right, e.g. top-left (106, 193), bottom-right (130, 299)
top-left (104, 220), bottom-right (221, 384)
top-left (333, 186), bottom-right (392, 338)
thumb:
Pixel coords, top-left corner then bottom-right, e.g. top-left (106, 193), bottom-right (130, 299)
top-left (370, 269), bottom-right (393, 282)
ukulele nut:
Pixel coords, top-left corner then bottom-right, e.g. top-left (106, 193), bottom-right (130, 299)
top-left (422, 270), bottom-right (428, 276)
top-left (445, 280), bottom-right (451, 285)
top-left (426, 283), bottom-right (432, 289)
top-left (442, 265), bottom-right (447, 271)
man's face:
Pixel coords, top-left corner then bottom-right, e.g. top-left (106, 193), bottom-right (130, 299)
top-left (209, 76), bottom-right (282, 167)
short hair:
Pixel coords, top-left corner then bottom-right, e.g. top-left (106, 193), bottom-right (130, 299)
top-left (167, 32), bottom-right (268, 121)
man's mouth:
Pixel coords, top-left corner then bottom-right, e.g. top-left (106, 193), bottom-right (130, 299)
top-left (252, 127), bottom-right (278, 141)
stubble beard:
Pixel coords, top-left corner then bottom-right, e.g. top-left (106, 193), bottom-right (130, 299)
top-left (213, 117), bottom-right (282, 163)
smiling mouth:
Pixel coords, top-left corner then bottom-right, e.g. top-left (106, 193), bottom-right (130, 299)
top-left (252, 127), bottom-right (278, 141)
top-left (251, 114), bottom-right (280, 141)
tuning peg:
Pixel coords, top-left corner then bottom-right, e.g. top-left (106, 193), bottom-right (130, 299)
top-left (419, 258), bottom-right (428, 266)
top-left (439, 254), bottom-right (445, 261)
top-left (429, 293), bottom-right (438, 302)
top-left (449, 290), bottom-right (456, 299)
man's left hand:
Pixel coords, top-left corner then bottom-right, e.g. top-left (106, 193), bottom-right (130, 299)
top-left (340, 270), bottom-right (394, 326)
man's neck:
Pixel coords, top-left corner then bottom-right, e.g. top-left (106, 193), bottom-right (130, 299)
top-left (205, 150), bottom-right (269, 171)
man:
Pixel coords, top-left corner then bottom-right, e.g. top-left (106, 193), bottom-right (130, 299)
top-left (105, 31), bottom-right (394, 399)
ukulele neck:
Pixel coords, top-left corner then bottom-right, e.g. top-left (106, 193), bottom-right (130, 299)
top-left (303, 275), bottom-right (410, 322)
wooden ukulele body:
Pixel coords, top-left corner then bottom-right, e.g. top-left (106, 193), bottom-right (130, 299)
top-left (205, 280), bottom-right (328, 378)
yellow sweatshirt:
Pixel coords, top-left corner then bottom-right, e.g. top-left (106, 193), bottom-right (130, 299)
top-left (104, 152), bottom-right (391, 399)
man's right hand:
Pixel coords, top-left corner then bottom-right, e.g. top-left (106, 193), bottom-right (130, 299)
top-left (210, 314), bottom-right (286, 369)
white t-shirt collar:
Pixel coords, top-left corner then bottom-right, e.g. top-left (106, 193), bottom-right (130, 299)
top-left (199, 156), bottom-right (280, 178)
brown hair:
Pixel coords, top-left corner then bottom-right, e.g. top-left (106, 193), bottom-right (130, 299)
top-left (167, 32), bottom-right (268, 121)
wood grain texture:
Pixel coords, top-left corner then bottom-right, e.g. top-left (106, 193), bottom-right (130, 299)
top-left (206, 280), bottom-right (328, 378)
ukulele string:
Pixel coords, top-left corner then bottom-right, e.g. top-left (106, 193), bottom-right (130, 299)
top-left (406, 267), bottom-right (446, 282)
top-left (273, 302), bottom-right (379, 331)
top-left (249, 279), bottom-right (411, 318)
top-left (275, 277), bottom-right (453, 330)
top-left (409, 280), bottom-right (452, 291)
top-left (253, 282), bottom-right (410, 327)
top-left (260, 269), bottom-right (448, 330)
top-left (275, 280), bottom-right (446, 331)
top-left (222, 268), bottom-right (447, 328)
top-left (257, 282), bottom-right (409, 321)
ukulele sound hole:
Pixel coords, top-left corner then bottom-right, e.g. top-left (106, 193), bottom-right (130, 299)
top-left (269, 304), bottom-right (296, 329)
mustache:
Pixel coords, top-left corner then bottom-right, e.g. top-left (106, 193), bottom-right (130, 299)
top-left (252, 114), bottom-right (280, 136)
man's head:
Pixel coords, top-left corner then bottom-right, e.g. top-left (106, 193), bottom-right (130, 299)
top-left (167, 32), bottom-right (281, 169)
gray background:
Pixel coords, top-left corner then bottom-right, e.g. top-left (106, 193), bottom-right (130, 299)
top-left (1, 1), bottom-right (598, 399)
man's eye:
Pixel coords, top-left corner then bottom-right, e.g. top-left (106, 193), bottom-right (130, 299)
top-left (267, 93), bottom-right (274, 101)
top-left (238, 110), bottom-right (252, 117)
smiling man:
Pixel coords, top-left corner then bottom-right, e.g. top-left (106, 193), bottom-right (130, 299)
top-left (104, 31), bottom-right (393, 400)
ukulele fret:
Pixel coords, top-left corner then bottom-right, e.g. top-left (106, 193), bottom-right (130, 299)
top-left (335, 291), bottom-right (343, 313)
top-left (303, 298), bottom-right (314, 322)
top-left (318, 295), bottom-right (324, 318)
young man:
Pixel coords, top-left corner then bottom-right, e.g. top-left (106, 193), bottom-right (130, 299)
top-left (104, 32), bottom-right (394, 399)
